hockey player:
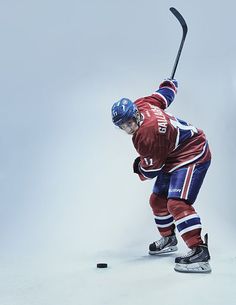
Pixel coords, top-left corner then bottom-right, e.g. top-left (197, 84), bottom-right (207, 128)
top-left (111, 79), bottom-right (211, 273)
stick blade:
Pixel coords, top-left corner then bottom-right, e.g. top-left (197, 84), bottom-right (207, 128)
top-left (170, 7), bottom-right (188, 34)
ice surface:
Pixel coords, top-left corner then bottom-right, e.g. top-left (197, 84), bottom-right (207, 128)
top-left (0, 245), bottom-right (236, 305)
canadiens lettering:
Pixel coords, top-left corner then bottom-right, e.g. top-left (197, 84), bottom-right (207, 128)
top-left (148, 103), bottom-right (167, 134)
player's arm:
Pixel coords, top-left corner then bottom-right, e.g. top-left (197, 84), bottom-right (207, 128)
top-left (149, 79), bottom-right (178, 109)
top-left (133, 155), bottom-right (165, 181)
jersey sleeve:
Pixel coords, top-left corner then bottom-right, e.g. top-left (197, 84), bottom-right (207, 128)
top-left (148, 79), bottom-right (178, 110)
top-left (134, 127), bottom-right (170, 180)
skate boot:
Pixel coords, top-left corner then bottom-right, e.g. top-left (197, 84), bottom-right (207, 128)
top-left (149, 234), bottom-right (178, 255)
top-left (174, 234), bottom-right (211, 273)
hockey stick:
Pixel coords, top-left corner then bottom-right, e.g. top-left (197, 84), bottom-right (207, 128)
top-left (169, 7), bottom-right (188, 79)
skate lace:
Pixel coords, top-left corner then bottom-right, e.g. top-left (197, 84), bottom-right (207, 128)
top-left (155, 237), bottom-right (167, 247)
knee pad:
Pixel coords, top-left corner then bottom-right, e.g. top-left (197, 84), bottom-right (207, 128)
top-left (167, 199), bottom-right (195, 220)
top-left (149, 193), bottom-right (168, 215)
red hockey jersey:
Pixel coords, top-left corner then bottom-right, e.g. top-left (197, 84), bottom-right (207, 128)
top-left (132, 80), bottom-right (211, 180)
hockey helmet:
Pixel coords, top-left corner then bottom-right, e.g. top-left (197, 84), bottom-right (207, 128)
top-left (111, 98), bottom-right (140, 127)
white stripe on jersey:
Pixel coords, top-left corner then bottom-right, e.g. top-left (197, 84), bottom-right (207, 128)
top-left (174, 128), bottom-right (180, 150)
top-left (140, 164), bottom-right (165, 173)
top-left (152, 92), bottom-right (168, 108)
top-left (168, 143), bottom-right (207, 173)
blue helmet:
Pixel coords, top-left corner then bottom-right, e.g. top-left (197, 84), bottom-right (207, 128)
top-left (111, 98), bottom-right (139, 127)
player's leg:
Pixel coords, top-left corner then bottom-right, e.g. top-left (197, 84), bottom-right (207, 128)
top-left (167, 160), bottom-right (211, 273)
top-left (148, 173), bottom-right (177, 255)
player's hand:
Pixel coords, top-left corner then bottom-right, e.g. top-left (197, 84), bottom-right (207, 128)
top-left (133, 156), bottom-right (141, 174)
top-left (159, 78), bottom-right (178, 89)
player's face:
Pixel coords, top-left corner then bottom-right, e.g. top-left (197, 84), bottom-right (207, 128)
top-left (119, 119), bottom-right (139, 135)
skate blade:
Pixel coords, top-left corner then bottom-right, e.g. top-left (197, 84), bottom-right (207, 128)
top-left (174, 262), bottom-right (212, 273)
top-left (149, 245), bottom-right (178, 255)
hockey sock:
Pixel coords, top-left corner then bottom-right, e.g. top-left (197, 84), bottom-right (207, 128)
top-left (167, 199), bottom-right (203, 247)
top-left (149, 193), bottom-right (175, 237)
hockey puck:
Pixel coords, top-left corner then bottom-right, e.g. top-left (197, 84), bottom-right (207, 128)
top-left (97, 263), bottom-right (108, 268)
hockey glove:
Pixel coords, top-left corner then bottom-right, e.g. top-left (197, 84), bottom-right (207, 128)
top-left (133, 156), bottom-right (141, 174)
top-left (159, 79), bottom-right (178, 91)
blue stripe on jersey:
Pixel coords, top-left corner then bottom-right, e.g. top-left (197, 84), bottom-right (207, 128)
top-left (155, 216), bottom-right (174, 225)
top-left (177, 118), bottom-right (193, 144)
top-left (155, 87), bottom-right (175, 107)
top-left (177, 217), bottom-right (201, 232)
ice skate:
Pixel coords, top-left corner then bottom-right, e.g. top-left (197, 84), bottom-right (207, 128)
top-left (149, 234), bottom-right (178, 255)
top-left (174, 234), bottom-right (211, 273)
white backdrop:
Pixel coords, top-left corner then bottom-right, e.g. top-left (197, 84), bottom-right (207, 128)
top-left (0, 1), bottom-right (235, 304)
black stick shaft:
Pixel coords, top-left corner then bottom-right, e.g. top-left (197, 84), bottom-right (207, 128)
top-left (169, 8), bottom-right (188, 79)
